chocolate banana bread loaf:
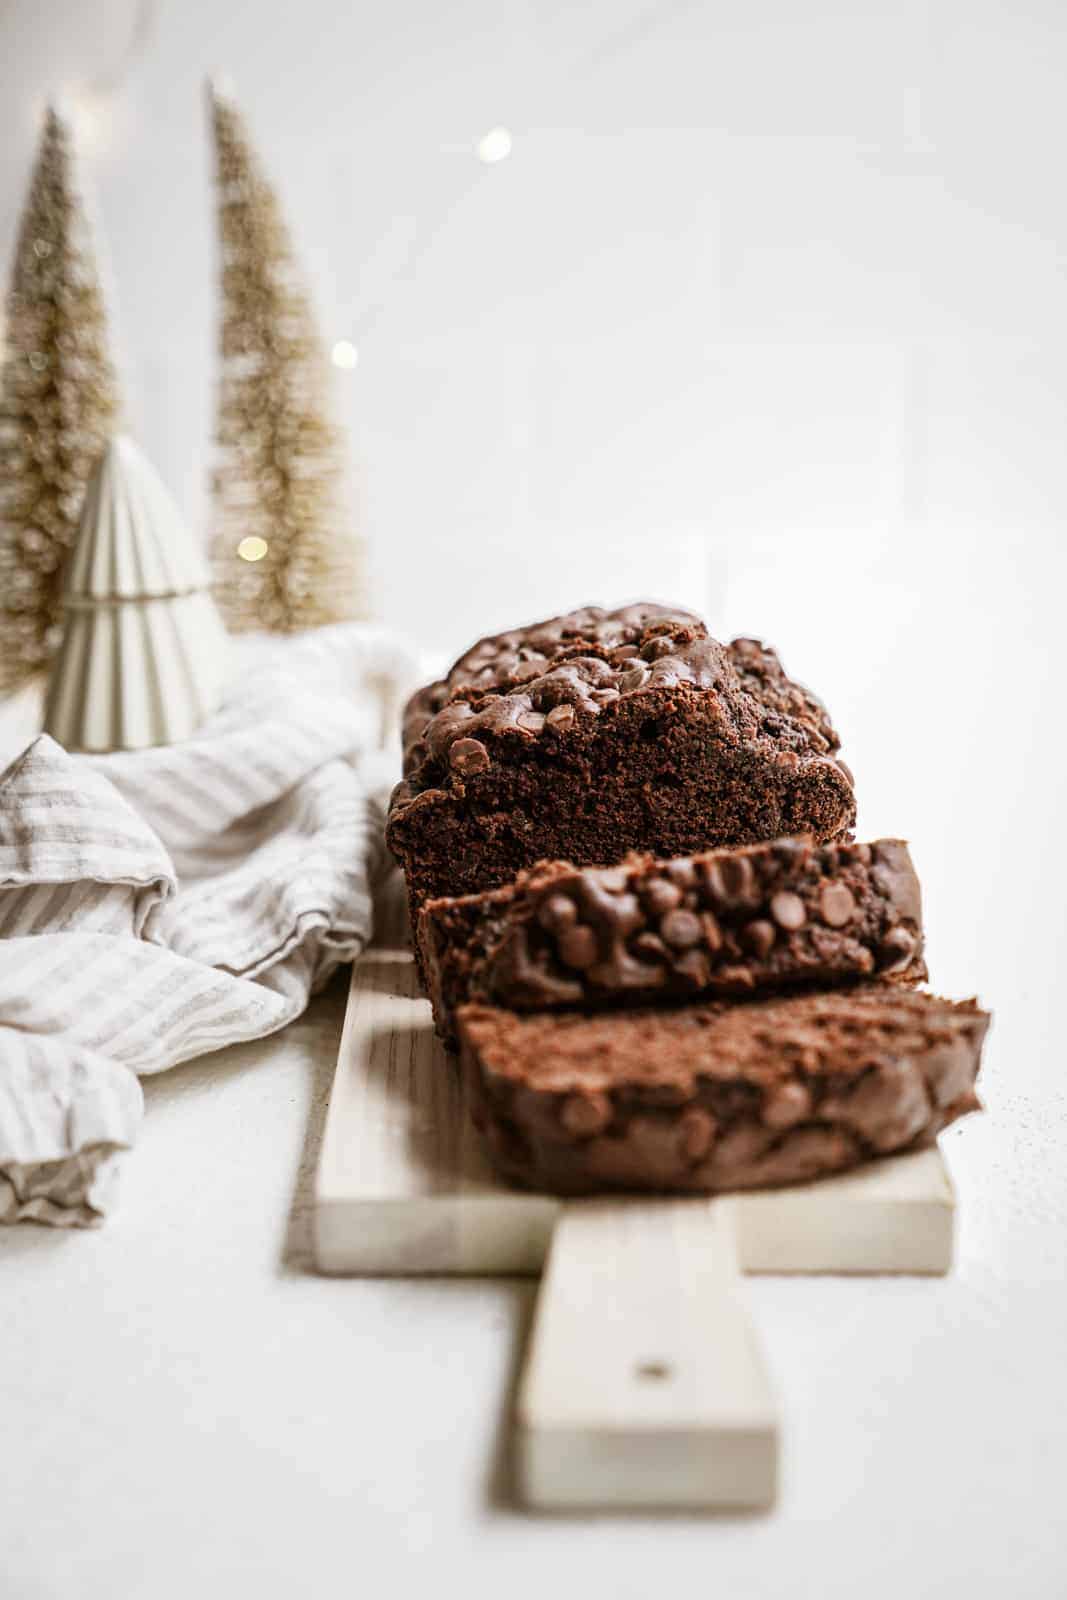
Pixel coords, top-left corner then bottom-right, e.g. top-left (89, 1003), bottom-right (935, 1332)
top-left (387, 604), bottom-right (856, 930)
top-left (456, 988), bottom-right (988, 1196)
top-left (419, 836), bottom-right (925, 1044)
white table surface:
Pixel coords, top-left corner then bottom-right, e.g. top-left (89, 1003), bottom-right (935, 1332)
top-left (3, 540), bottom-right (1066, 1599)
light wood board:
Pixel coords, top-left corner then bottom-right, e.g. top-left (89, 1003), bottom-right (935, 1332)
top-left (314, 876), bottom-right (956, 1510)
top-left (517, 1198), bottom-right (777, 1510)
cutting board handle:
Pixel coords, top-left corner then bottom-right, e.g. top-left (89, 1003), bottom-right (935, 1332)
top-left (516, 1196), bottom-right (778, 1510)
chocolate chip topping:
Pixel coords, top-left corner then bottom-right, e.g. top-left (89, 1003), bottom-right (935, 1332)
top-left (878, 924), bottom-right (918, 973)
top-left (705, 853), bottom-right (758, 909)
top-left (762, 1079), bottom-right (812, 1130)
top-left (643, 878), bottom-right (682, 917)
top-left (447, 603), bottom-right (702, 694)
top-left (558, 925), bottom-right (597, 970)
top-left (660, 908), bottom-right (703, 949)
top-left (770, 890), bottom-right (806, 931)
top-left (678, 1107), bottom-right (717, 1162)
top-left (742, 919), bottom-right (777, 958)
top-left (393, 604), bottom-right (849, 805)
top-left (537, 893), bottom-right (577, 934)
top-left (449, 737), bottom-right (490, 777)
top-left (819, 882), bottom-right (856, 927)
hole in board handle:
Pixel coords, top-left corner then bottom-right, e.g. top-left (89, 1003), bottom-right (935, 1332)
top-left (635, 1360), bottom-right (672, 1381)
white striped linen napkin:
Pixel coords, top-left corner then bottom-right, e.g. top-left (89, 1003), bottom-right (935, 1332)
top-left (0, 623), bottom-right (419, 1226)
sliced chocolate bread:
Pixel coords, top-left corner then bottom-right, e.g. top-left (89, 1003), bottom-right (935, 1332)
top-left (419, 836), bottom-right (925, 1044)
top-left (456, 987), bottom-right (988, 1196)
top-left (387, 604), bottom-right (856, 931)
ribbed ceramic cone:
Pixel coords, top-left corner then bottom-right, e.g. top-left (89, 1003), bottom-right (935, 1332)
top-left (43, 437), bottom-right (229, 752)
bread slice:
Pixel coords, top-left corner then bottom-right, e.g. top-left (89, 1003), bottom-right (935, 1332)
top-left (419, 836), bottom-right (924, 1045)
top-left (456, 987), bottom-right (988, 1196)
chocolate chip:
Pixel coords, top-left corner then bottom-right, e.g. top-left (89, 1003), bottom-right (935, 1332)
top-left (710, 1122), bottom-right (774, 1173)
top-left (706, 853), bottom-right (756, 908)
top-left (676, 949), bottom-right (711, 987)
top-left (619, 663), bottom-right (651, 693)
top-left (660, 908), bottom-right (703, 949)
top-left (643, 878), bottom-right (682, 916)
top-left (824, 1058), bottom-right (928, 1152)
top-left (701, 910), bottom-right (723, 953)
top-left (878, 925), bottom-right (917, 973)
top-left (770, 890), bottom-right (806, 931)
top-left (717, 962), bottom-right (756, 989)
top-left (762, 1080), bottom-right (812, 1130)
top-left (545, 704), bottom-right (576, 730)
top-left (514, 659), bottom-right (544, 682)
top-left (742, 919), bottom-right (776, 958)
top-left (666, 859), bottom-right (697, 890)
top-left (560, 1091), bottom-right (611, 1138)
top-left (678, 1107), bottom-right (717, 1163)
top-left (819, 883), bottom-right (856, 927)
top-left (449, 737), bottom-right (490, 776)
top-left (611, 893), bottom-right (644, 935)
top-left (731, 637), bottom-right (763, 666)
top-left (596, 866), bottom-right (631, 893)
top-left (702, 862), bottom-right (725, 903)
top-left (516, 709), bottom-right (545, 733)
top-left (591, 687), bottom-right (620, 705)
top-left (723, 858), bottom-right (755, 898)
top-left (640, 636), bottom-right (676, 662)
top-left (633, 931), bottom-right (668, 961)
top-left (558, 924), bottom-right (598, 969)
top-left (537, 893), bottom-right (578, 934)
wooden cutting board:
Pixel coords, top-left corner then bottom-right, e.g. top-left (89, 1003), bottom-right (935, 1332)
top-left (314, 875), bottom-right (955, 1511)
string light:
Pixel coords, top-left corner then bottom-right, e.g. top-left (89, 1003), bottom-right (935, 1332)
top-left (477, 127), bottom-right (512, 164)
top-left (237, 535), bottom-right (269, 562)
top-left (64, 90), bottom-right (110, 155)
top-left (330, 339), bottom-right (358, 370)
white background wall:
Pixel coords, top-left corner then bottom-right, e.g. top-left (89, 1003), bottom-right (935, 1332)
top-left (2, 0), bottom-right (1064, 649)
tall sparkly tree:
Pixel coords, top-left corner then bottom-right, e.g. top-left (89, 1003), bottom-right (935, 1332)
top-left (208, 82), bottom-right (367, 633)
top-left (0, 105), bottom-right (120, 693)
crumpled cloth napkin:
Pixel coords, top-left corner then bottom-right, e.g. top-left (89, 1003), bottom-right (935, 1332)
top-left (0, 623), bottom-right (419, 1227)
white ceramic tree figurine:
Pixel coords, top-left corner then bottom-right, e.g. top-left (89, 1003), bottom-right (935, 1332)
top-left (44, 436), bottom-right (228, 752)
